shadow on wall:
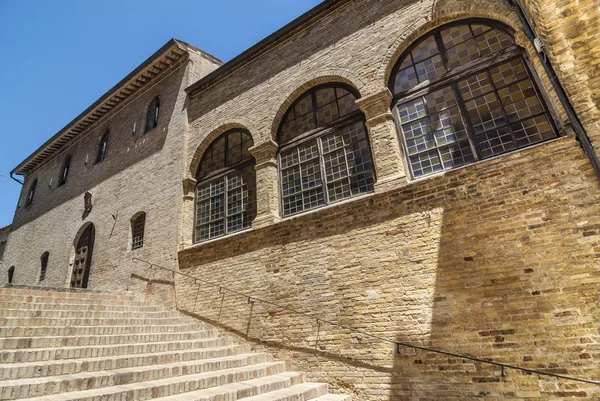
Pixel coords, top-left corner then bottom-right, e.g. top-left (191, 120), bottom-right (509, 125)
top-left (10, 68), bottom-right (183, 232)
top-left (177, 141), bottom-right (600, 400)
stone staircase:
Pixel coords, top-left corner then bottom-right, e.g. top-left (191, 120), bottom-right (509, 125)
top-left (0, 287), bottom-right (350, 401)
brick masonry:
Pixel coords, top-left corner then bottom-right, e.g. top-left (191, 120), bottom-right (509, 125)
top-left (2, 0), bottom-right (600, 399)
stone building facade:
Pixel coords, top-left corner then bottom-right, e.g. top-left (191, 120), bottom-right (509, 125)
top-left (0, 225), bottom-right (10, 266)
top-left (3, 0), bottom-right (600, 400)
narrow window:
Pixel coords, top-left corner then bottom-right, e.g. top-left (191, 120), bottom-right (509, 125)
top-left (389, 21), bottom-right (559, 179)
top-left (131, 212), bottom-right (146, 250)
top-left (195, 130), bottom-right (256, 243)
top-left (59, 156), bottom-right (71, 186)
top-left (7, 266), bottom-right (15, 284)
top-left (25, 179), bottom-right (37, 207)
top-left (96, 131), bottom-right (109, 163)
top-left (145, 96), bottom-right (160, 133)
top-left (277, 84), bottom-right (375, 217)
top-left (40, 252), bottom-right (49, 281)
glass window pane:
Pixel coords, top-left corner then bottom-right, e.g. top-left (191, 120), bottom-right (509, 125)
top-left (439, 140), bottom-right (475, 169)
top-left (446, 38), bottom-right (481, 69)
top-left (397, 98), bottom-right (427, 124)
top-left (424, 86), bottom-right (456, 114)
top-left (327, 178), bottom-right (352, 202)
top-left (511, 115), bottom-right (555, 147)
top-left (410, 150), bottom-right (443, 178)
top-left (441, 24), bottom-right (474, 49)
top-left (415, 55), bottom-right (445, 83)
top-left (458, 72), bottom-right (494, 100)
top-left (300, 159), bottom-right (323, 190)
top-left (302, 188), bottom-right (325, 211)
top-left (498, 79), bottom-right (543, 122)
top-left (464, 92), bottom-right (506, 134)
top-left (282, 165), bottom-right (302, 197)
top-left (411, 36), bottom-right (440, 63)
top-left (476, 126), bottom-right (516, 158)
top-left (336, 91), bottom-right (358, 117)
top-left (490, 59), bottom-right (528, 87)
top-left (394, 66), bottom-right (419, 93)
top-left (477, 29), bottom-right (513, 56)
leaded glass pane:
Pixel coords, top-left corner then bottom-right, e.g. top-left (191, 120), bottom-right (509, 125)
top-left (393, 23), bottom-right (558, 179)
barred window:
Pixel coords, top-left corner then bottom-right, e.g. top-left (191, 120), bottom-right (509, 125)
top-left (195, 130), bottom-right (256, 243)
top-left (59, 156), bottom-right (71, 186)
top-left (131, 212), bottom-right (146, 250)
top-left (96, 131), bottom-right (109, 163)
top-left (25, 179), bottom-right (37, 207)
top-left (278, 84), bottom-right (375, 217)
top-left (145, 96), bottom-right (160, 133)
top-left (390, 21), bottom-right (559, 179)
top-left (40, 252), bottom-right (49, 281)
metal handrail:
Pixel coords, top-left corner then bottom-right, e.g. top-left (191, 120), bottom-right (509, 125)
top-left (132, 257), bottom-right (599, 386)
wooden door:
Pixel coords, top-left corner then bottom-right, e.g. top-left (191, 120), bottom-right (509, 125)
top-left (71, 224), bottom-right (94, 288)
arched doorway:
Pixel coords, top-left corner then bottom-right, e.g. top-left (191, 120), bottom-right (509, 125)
top-left (71, 223), bottom-right (95, 288)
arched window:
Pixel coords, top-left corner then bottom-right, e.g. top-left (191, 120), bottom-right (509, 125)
top-left (131, 212), bottom-right (146, 250)
top-left (145, 96), bottom-right (160, 133)
top-left (277, 84), bottom-right (375, 217)
top-left (59, 156), bottom-right (71, 186)
top-left (195, 130), bottom-right (256, 242)
top-left (7, 266), bottom-right (14, 284)
top-left (390, 21), bottom-right (559, 178)
top-left (40, 252), bottom-right (49, 281)
top-left (96, 131), bottom-right (109, 163)
top-left (25, 178), bottom-right (37, 207)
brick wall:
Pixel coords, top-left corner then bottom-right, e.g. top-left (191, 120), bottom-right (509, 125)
top-left (178, 0), bottom-right (600, 399)
top-left (178, 138), bottom-right (600, 400)
top-left (1, 54), bottom-right (220, 306)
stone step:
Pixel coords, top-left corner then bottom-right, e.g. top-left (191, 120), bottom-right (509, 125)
top-left (155, 376), bottom-right (322, 401)
top-left (0, 301), bottom-right (164, 313)
top-left (0, 316), bottom-right (190, 327)
top-left (0, 353), bottom-right (269, 397)
top-left (0, 344), bottom-right (250, 380)
top-left (312, 395), bottom-right (352, 401)
top-left (0, 308), bottom-right (179, 319)
top-left (0, 329), bottom-right (218, 349)
top-left (0, 289), bottom-right (143, 304)
top-left (0, 294), bottom-right (154, 308)
top-left (0, 322), bottom-right (205, 338)
top-left (0, 337), bottom-right (232, 363)
top-left (11, 362), bottom-right (287, 401)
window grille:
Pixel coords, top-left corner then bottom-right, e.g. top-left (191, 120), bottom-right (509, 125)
top-left (390, 21), bottom-right (558, 179)
top-left (40, 252), bottom-right (49, 281)
top-left (145, 96), bottom-right (160, 133)
top-left (195, 130), bottom-right (256, 243)
top-left (278, 84), bottom-right (375, 217)
top-left (131, 213), bottom-right (146, 250)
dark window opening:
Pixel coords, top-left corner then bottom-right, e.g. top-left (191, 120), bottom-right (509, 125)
top-left (195, 130), bottom-right (256, 243)
top-left (40, 252), bottom-right (49, 281)
top-left (7, 266), bottom-right (14, 284)
top-left (59, 156), bottom-right (71, 186)
top-left (389, 21), bottom-right (559, 179)
top-left (145, 96), bottom-right (160, 133)
top-left (96, 131), bottom-right (109, 163)
top-left (277, 84), bottom-right (375, 217)
top-left (25, 179), bottom-right (37, 207)
top-left (131, 213), bottom-right (146, 250)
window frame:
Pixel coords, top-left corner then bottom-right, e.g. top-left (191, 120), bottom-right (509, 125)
top-left (96, 131), bottom-right (109, 164)
top-left (144, 96), bottom-right (160, 134)
top-left (276, 83), bottom-right (376, 218)
top-left (389, 20), bottom-right (561, 180)
top-left (40, 252), bottom-right (49, 281)
top-left (131, 212), bottom-right (146, 250)
top-left (25, 178), bottom-right (37, 208)
top-left (194, 129), bottom-right (256, 244)
top-left (58, 156), bottom-right (72, 187)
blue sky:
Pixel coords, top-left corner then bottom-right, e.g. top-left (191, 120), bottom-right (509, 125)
top-left (0, 0), bottom-right (321, 228)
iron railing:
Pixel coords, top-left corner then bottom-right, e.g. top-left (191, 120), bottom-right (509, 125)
top-left (132, 257), bottom-right (599, 386)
